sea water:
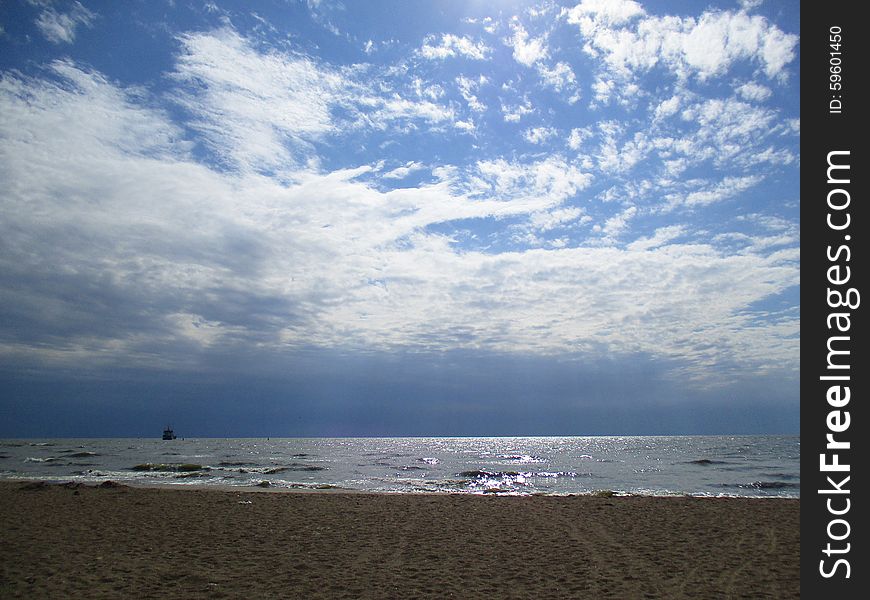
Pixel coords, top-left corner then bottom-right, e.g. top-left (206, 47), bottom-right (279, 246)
top-left (0, 436), bottom-right (799, 497)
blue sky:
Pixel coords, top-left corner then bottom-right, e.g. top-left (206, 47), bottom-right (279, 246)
top-left (0, 0), bottom-right (799, 436)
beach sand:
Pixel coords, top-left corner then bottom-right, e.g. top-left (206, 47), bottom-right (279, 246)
top-left (0, 481), bottom-right (798, 599)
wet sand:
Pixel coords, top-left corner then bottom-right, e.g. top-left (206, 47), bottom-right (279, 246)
top-left (0, 480), bottom-right (799, 599)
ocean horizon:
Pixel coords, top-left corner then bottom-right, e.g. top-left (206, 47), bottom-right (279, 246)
top-left (1, 434), bottom-right (799, 498)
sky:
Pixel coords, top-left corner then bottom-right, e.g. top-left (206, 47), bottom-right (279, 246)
top-left (0, 0), bottom-right (800, 437)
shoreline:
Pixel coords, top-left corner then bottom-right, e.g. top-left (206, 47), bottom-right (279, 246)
top-left (0, 479), bottom-right (799, 598)
top-left (0, 476), bottom-right (800, 498)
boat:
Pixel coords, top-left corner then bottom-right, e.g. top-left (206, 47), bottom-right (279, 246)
top-left (162, 426), bottom-right (176, 440)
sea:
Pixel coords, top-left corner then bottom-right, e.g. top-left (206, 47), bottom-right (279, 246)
top-left (0, 435), bottom-right (799, 498)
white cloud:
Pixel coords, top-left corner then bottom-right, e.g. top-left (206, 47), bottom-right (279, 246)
top-left (524, 126), bottom-right (557, 144)
top-left (595, 125), bottom-right (649, 173)
top-left (653, 94), bottom-right (681, 120)
top-left (172, 28), bottom-right (342, 172)
top-left (528, 206), bottom-right (585, 233)
top-left (171, 28), bottom-right (462, 172)
top-left (369, 94), bottom-right (455, 126)
top-left (472, 156), bottom-right (591, 204)
top-left (506, 22), bottom-right (548, 67)
top-left (583, 82), bottom-right (793, 193)
top-left (503, 22), bottom-right (581, 102)
top-left (501, 96), bottom-right (534, 122)
top-left (411, 77), bottom-right (445, 101)
top-left (739, 0), bottom-right (765, 10)
top-left (737, 213), bottom-right (797, 235)
top-left (680, 175), bottom-right (763, 208)
top-left (590, 77), bottom-right (615, 105)
top-left (304, 0), bottom-right (343, 37)
top-left (464, 16), bottom-right (498, 34)
top-left (662, 158), bottom-right (688, 177)
top-left (383, 161), bottom-right (426, 179)
top-left (759, 26), bottom-right (799, 79)
top-left (679, 97), bottom-right (775, 165)
top-left (736, 81), bottom-right (772, 102)
top-left (567, 127), bottom-right (593, 150)
top-left (249, 12), bottom-right (278, 35)
top-left (566, 4), bottom-right (798, 81)
top-left (33, 1), bottom-right (95, 44)
top-left (454, 119), bottom-right (476, 133)
top-left (627, 225), bottom-right (686, 251)
top-left (536, 61), bottom-right (581, 101)
top-left (600, 205), bottom-right (638, 238)
top-left (456, 75), bottom-right (487, 112)
top-left (2, 60), bottom-right (188, 160)
top-left (419, 34), bottom-right (490, 60)
top-left (564, 0), bottom-right (644, 26)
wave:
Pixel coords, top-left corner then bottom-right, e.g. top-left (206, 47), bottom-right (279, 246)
top-left (264, 464), bottom-right (327, 473)
top-left (497, 454), bottom-right (545, 464)
top-left (250, 481), bottom-right (339, 490)
top-left (371, 460), bottom-right (425, 471)
top-left (263, 467), bottom-right (290, 474)
top-left (760, 472), bottom-right (799, 480)
top-left (712, 481), bottom-right (800, 490)
top-left (458, 470), bottom-right (583, 480)
top-left (217, 463), bottom-right (327, 474)
top-left (71, 469), bottom-right (110, 477)
top-left (459, 470), bottom-right (522, 478)
top-left (258, 463), bottom-right (327, 473)
top-left (131, 463), bottom-right (208, 472)
top-left (739, 481), bottom-right (800, 490)
top-left (688, 459), bottom-right (728, 465)
top-left (286, 463), bottom-right (327, 471)
top-left (174, 471), bottom-right (214, 479)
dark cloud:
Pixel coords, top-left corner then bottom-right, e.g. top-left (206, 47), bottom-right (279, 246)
top-left (0, 348), bottom-right (798, 437)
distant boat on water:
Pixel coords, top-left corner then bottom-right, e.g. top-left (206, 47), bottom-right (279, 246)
top-left (162, 426), bottom-right (176, 440)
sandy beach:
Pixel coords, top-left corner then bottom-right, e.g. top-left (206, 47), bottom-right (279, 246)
top-left (0, 480), bottom-right (799, 599)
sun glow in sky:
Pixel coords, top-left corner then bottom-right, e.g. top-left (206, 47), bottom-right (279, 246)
top-left (0, 0), bottom-right (799, 436)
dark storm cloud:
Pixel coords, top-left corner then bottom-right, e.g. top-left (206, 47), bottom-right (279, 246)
top-left (1, 347), bottom-right (798, 437)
